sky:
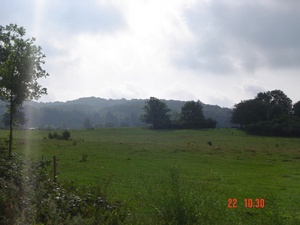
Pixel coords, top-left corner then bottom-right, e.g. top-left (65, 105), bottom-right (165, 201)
top-left (1, 0), bottom-right (300, 108)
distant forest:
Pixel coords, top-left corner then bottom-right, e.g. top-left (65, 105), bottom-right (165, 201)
top-left (0, 97), bottom-right (232, 129)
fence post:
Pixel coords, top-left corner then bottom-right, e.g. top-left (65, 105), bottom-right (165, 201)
top-left (53, 156), bottom-right (57, 183)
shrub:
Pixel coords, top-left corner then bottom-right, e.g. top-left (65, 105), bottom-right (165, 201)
top-left (62, 130), bottom-right (71, 140)
top-left (48, 132), bottom-right (54, 139)
top-left (80, 153), bottom-right (88, 162)
top-left (244, 116), bottom-right (300, 136)
top-left (0, 151), bottom-right (128, 224)
top-left (48, 130), bottom-right (71, 140)
top-left (53, 131), bottom-right (60, 140)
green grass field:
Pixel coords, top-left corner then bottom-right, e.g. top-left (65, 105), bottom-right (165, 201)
top-left (3, 128), bottom-right (300, 224)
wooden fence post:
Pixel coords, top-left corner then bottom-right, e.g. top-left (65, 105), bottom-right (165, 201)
top-left (53, 156), bottom-right (57, 183)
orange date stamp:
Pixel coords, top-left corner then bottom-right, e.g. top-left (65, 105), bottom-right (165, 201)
top-left (228, 198), bottom-right (265, 208)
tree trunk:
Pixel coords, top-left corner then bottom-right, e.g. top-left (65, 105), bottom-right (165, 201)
top-left (8, 66), bottom-right (14, 159)
top-left (8, 96), bottom-right (13, 159)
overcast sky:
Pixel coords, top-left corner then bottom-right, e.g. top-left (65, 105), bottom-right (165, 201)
top-left (1, 0), bottom-right (300, 107)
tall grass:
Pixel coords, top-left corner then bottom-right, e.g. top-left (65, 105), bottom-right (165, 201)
top-left (137, 166), bottom-right (229, 224)
top-left (135, 165), bottom-right (299, 225)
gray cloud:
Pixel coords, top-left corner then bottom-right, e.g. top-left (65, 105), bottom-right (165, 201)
top-left (178, 0), bottom-right (300, 74)
top-left (174, 35), bottom-right (236, 74)
top-left (243, 81), bottom-right (266, 97)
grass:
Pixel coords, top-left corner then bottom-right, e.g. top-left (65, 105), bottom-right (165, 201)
top-left (2, 127), bottom-right (300, 224)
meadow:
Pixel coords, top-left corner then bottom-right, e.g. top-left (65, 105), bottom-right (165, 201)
top-left (3, 128), bottom-right (300, 224)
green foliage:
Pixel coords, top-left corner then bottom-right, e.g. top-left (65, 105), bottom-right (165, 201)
top-left (0, 24), bottom-right (49, 104)
top-left (231, 99), bottom-right (269, 126)
top-left (293, 101), bottom-right (300, 117)
top-left (48, 130), bottom-right (71, 140)
top-left (2, 109), bottom-right (27, 128)
top-left (80, 153), bottom-right (88, 162)
top-left (141, 97), bottom-right (171, 129)
top-left (0, 23), bottom-right (49, 156)
top-left (180, 100), bottom-right (205, 128)
top-left (62, 130), bottom-right (71, 140)
top-left (0, 150), bottom-right (128, 224)
top-left (245, 115), bottom-right (300, 136)
top-left (232, 89), bottom-right (300, 136)
top-left (141, 98), bottom-right (217, 129)
top-left (201, 117), bottom-right (217, 128)
top-left (177, 101), bottom-right (217, 129)
top-left (255, 90), bottom-right (293, 114)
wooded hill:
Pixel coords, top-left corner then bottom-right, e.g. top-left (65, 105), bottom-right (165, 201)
top-left (0, 97), bottom-right (232, 129)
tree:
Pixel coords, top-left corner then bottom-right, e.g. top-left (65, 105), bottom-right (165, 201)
top-left (0, 24), bottom-right (48, 157)
top-left (180, 101), bottom-right (205, 128)
top-left (141, 97), bottom-right (171, 129)
top-left (2, 109), bottom-right (27, 128)
top-left (231, 99), bottom-right (269, 127)
top-left (105, 111), bottom-right (118, 127)
top-left (255, 89), bottom-right (292, 114)
top-left (83, 118), bottom-right (92, 129)
top-left (61, 130), bottom-right (71, 140)
top-left (293, 101), bottom-right (300, 118)
top-left (232, 89), bottom-right (300, 136)
top-left (232, 90), bottom-right (292, 128)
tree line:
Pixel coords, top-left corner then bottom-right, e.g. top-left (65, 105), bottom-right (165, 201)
top-left (141, 97), bottom-right (217, 129)
top-left (0, 98), bottom-right (232, 129)
top-left (231, 89), bottom-right (300, 136)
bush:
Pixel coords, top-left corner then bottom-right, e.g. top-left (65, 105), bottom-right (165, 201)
top-left (0, 151), bottom-right (128, 224)
top-left (48, 132), bottom-right (54, 139)
top-left (80, 153), bottom-right (88, 162)
top-left (62, 130), bottom-right (71, 140)
top-left (48, 130), bottom-right (71, 140)
top-left (244, 116), bottom-right (300, 136)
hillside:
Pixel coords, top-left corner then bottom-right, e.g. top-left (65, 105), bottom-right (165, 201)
top-left (0, 97), bottom-right (232, 129)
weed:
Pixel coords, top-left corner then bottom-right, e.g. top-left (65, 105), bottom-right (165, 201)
top-left (80, 153), bottom-right (88, 162)
top-left (141, 166), bottom-right (230, 224)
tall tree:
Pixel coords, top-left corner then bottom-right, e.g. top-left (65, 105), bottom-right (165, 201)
top-left (0, 24), bottom-right (48, 157)
top-left (293, 101), bottom-right (300, 118)
top-left (180, 100), bottom-right (205, 128)
top-left (255, 89), bottom-right (292, 114)
top-left (231, 99), bottom-right (269, 127)
top-left (141, 97), bottom-right (171, 129)
top-left (232, 90), bottom-right (292, 127)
